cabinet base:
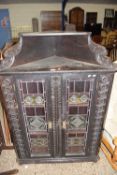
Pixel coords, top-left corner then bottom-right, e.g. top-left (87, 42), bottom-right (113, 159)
top-left (17, 155), bottom-right (99, 164)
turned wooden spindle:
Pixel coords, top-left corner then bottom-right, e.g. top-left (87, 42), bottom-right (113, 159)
top-left (112, 137), bottom-right (117, 162)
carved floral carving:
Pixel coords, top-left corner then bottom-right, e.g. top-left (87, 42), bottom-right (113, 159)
top-left (0, 37), bottom-right (22, 71)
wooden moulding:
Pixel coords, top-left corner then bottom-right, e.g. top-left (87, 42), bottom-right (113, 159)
top-left (101, 136), bottom-right (117, 170)
top-left (112, 137), bottom-right (117, 162)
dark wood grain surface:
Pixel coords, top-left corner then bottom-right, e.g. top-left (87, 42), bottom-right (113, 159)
top-left (40, 11), bottom-right (62, 31)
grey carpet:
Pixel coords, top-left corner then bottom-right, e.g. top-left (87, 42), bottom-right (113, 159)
top-left (0, 149), bottom-right (117, 175)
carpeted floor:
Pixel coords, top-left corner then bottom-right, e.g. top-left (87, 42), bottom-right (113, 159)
top-left (0, 149), bottom-right (117, 175)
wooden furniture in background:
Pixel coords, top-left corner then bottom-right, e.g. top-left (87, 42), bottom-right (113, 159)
top-left (40, 11), bottom-right (62, 31)
top-left (110, 45), bottom-right (117, 61)
top-left (103, 9), bottom-right (115, 30)
top-left (92, 35), bottom-right (103, 44)
top-left (101, 137), bottom-right (117, 171)
top-left (104, 17), bottom-right (115, 29)
top-left (69, 7), bottom-right (84, 31)
top-left (102, 31), bottom-right (117, 57)
top-left (103, 9), bottom-right (117, 30)
top-left (86, 12), bottom-right (97, 24)
top-left (105, 31), bottom-right (117, 46)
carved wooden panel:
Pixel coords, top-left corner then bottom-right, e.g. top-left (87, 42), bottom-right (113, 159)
top-left (88, 74), bottom-right (113, 155)
top-left (1, 77), bottom-right (29, 159)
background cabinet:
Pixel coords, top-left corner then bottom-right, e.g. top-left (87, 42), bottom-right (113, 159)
top-left (69, 7), bottom-right (84, 31)
top-left (86, 12), bottom-right (97, 24)
top-left (40, 11), bottom-right (62, 31)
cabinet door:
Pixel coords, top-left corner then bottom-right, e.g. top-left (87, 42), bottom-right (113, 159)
top-left (61, 73), bottom-right (96, 156)
top-left (15, 75), bottom-right (54, 158)
top-left (1, 75), bottom-right (54, 158)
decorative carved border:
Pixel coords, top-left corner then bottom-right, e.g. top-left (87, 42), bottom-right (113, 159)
top-left (89, 74), bottom-right (113, 154)
top-left (0, 33), bottom-right (114, 72)
top-left (0, 37), bottom-right (22, 71)
top-left (1, 77), bottom-right (28, 158)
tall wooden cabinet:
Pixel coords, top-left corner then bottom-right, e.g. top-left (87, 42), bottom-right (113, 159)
top-left (69, 7), bottom-right (84, 31)
top-left (0, 32), bottom-right (115, 164)
top-left (40, 11), bottom-right (62, 31)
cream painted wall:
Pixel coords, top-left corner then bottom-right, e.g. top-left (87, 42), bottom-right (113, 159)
top-left (0, 3), bottom-right (61, 31)
top-left (0, 3), bottom-right (117, 31)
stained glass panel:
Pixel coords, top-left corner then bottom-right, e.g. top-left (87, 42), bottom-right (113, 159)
top-left (17, 79), bottom-right (50, 157)
top-left (30, 134), bottom-right (49, 156)
top-left (64, 77), bottom-right (94, 156)
top-left (67, 115), bottom-right (86, 130)
top-left (27, 116), bottom-right (47, 131)
top-left (67, 137), bottom-right (84, 146)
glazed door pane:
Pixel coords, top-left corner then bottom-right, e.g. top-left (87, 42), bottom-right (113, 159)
top-left (15, 75), bottom-right (53, 157)
top-left (62, 74), bottom-right (96, 156)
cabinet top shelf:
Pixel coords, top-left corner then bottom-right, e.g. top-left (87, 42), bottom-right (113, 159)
top-left (0, 32), bottom-right (115, 73)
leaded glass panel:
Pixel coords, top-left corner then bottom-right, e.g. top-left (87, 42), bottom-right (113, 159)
top-left (63, 77), bottom-right (95, 156)
top-left (27, 116), bottom-right (47, 131)
top-left (67, 115), bottom-right (86, 130)
top-left (17, 78), bottom-right (51, 157)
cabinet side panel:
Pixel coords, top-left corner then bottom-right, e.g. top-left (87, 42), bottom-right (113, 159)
top-left (88, 73), bottom-right (114, 155)
top-left (0, 76), bottom-right (30, 159)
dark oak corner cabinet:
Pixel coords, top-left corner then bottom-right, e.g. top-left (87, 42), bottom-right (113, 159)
top-left (0, 32), bottom-right (115, 164)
